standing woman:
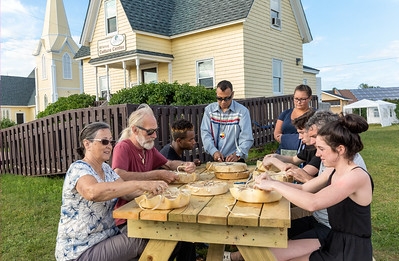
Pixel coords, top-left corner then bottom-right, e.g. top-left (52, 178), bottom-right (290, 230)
top-left (256, 114), bottom-right (373, 261)
top-left (274, 84), bottom-right (313, 154)
top-left (55, 122), bottom-right (167, 261)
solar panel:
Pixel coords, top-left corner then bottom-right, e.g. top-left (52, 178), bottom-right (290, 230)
top-left (350, 87), bottom-right (399, 101)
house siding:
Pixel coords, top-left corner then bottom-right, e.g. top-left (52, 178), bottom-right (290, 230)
top-left (79, 0), bottom-right (316, 100)
top-left (172, 25), bottom-right (245, 96)
top-left (243, 0), bottom-right (306, 98)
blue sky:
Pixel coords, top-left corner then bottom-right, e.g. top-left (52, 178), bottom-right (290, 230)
top-left (1, 0), bottom-right (398, 90)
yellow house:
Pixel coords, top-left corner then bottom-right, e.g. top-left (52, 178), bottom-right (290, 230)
top-left (75, 0), bottom-right (316, 100)
top-left (0, 74), bottom-right (36, 124)
top-left (321, 90), bottom-right (351, 114)
top-left (33, 0), bottom-right (82, 113)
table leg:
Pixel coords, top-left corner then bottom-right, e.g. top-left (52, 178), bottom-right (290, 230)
top-left (206, 244), bottom-right (225, 261)
top-left (237, 245), bottom-right (277, 261)
top-left (139, 240), bottom-right (178, 261)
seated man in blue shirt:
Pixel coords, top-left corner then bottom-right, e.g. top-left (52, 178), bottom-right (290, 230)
top-left (200, 80), bottom-right (253, 162)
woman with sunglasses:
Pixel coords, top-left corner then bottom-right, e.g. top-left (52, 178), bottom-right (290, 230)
top-left (55, 122), bottom-right (167, 261)
top-left (274, 84), bottom-right (313, 154)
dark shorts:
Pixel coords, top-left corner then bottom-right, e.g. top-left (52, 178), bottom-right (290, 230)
top-left (288, 215), bottom-right (331, 245)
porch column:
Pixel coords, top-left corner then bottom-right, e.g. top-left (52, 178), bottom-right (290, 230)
top-left (95, 67), bottom-right (99, 101)
top-left (136, 58), bottom-right (141, 84)
top-left (106, 65), bottom-right (110, 101)
top-left (123, 61), bottom-right (127, 88)
top-left (168, 62), bottom-right (172, 83)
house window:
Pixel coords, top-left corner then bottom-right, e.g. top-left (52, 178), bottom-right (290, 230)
top-left (62, 53), bottom-right (72, 79)
top-left (99, 76), bottom-right (109, 99)
top-left (105, 0), bottom-right (117, 34)
top-left (272, 59), bottom-right (283, 93)
top-left (142, 68), bottom-right (157, 83)
top-left (2, 109), bottom-right (10, 119)
top-left (16, 113), bottom-right (24, 124)
top-left (42, 54), bottom-right (47, 79)
top-left (197, 59), bottom-right (214, 88)
top-left (270, 0), bottom-right (281, 28)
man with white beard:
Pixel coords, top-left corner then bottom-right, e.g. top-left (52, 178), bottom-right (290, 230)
top-left (111, 104), bottom-right (197, 261)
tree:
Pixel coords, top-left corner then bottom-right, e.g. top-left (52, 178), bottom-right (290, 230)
top-left (358, 83), bottom-right (380, 89)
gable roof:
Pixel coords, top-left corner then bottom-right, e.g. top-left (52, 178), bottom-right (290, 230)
top-left (80, 0), bottom-right (312, 46)
top-left (0, 75), bottom-right (36, 106)
top-left (322, 90), bottom-right (351, 101)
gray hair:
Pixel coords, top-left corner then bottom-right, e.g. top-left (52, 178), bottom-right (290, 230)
top-left (77, 122), bottom-right (110, 158)
top-left (305, 110), bottom-right (339, 130)
top-left (118, 104), bottom-right (155, 141)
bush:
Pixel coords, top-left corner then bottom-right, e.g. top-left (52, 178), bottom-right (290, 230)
top-left (385, 99), bottom-right (399, 119)
top-left (109, 81), bottom-right (216, 106)
top-left (0, 118), bottom-right (16, 129)
top-left (37, 93), bottom-right (96, 118)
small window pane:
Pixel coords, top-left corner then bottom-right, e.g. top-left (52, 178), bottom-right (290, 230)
top-left (197, 59), bottom-right (214, 88)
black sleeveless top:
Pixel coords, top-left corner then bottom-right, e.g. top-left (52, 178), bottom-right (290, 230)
top-left (310, 167), bottom-right (374, 261)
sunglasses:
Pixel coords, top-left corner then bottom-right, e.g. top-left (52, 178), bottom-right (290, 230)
top-left (216, 94), bottom-right (233, 102)
top-left (136, 125), bottom-right (158, 135)
top-left (90, 139), bottom-right (117, 146)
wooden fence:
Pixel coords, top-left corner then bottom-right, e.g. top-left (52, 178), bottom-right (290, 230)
top-left (0, 95), bottom-right (318, 176)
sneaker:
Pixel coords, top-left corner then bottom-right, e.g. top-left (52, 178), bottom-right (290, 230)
top-left (223, 251), bottom-right (231, 261)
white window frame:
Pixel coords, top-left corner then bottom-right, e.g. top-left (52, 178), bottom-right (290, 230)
top-left (62, 53), bottom-right (72, 79)
top-left (140, 63), bottom-right (158, 84)
top-left (2, 108), bottom-right (10, 119)
top-left (105, 0), bottom-right (117, 35)
top-left (196, 58), bottom-right (214, 88)
top-left (42, 54), bottom-right (47, 79)
top-left (272, 59), bottom-right (283, 94)
top-left (99, 76), bottom-right (110, 99)
top-left (270, 0), bottom-right (281, 28)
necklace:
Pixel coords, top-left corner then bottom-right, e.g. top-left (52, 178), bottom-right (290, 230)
top-left (138, 150), bottom-right (146, 164)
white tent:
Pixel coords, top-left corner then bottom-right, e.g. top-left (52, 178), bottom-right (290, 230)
top-left (343, 99), bottom-right (398, 127)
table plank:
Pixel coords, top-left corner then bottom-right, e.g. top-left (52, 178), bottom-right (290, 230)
top-left (197, 192), bottom-right (236, 225)
top-left (168, 195), bottom-right (212, 223)
top-left (113, 200), bottom-right (142, 220)
top-left (228, 200), bottom-right (262, 227)
top-left (127, 220), bottom-right (288, 248)
top-left (237, 245), bottom-right (277, 261)
top-left (138, 239), bottom-right (177, 261)
top-left (259, 197), bottom-right (291, 228)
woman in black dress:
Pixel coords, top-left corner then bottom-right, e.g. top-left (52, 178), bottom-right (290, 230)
top-left (255, 114), bottom-right (373, 261)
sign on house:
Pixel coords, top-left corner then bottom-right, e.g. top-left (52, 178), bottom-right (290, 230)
top-left (98, 34), bottom-right (126, 56)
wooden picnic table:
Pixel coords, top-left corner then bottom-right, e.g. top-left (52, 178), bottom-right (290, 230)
top-left (113, 164), bottom-right (290, 261)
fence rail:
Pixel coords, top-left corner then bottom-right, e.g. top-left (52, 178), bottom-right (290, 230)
top-left (0, 95), bottom-right (318, 176)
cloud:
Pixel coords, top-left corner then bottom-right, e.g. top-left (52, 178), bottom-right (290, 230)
top-left (1, 0), bottom-right (30, 15)
top-left (1, 0), bottom-right (44, 76)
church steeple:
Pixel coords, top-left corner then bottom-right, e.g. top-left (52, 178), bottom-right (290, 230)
top-left (32, 0), bottom-right (82, 115)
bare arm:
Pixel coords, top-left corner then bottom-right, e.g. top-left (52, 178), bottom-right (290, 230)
top-left (75, 175), bottom-right (168, 202)
top-left (255, 168), bottom-right (371, 212)
top-left (286, 164), bottom-right (319, 183)
top-left (162, 160), bottom-right (196, 173)
top-left (274, 120), bottom-right (284, 142)
top-left (114, 168), bottom-right (178, 183)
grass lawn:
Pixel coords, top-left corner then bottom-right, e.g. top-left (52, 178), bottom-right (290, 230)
top-left (1, 124), bottom-right (398, 260)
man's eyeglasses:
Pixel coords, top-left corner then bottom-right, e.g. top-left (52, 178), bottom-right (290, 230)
top-left (216, 94), bottom-right (233, 102)
top-left (294, 97), bottom-right (309, 103)
top-left (90, 139), bottom-right (117, 146)
top-left (136, 125), bottom-right (158, 135)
